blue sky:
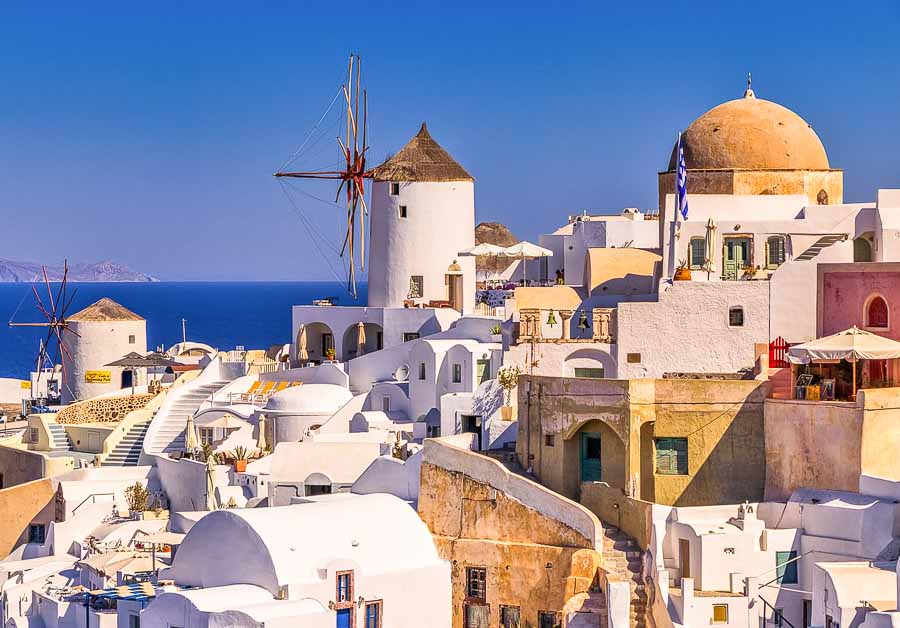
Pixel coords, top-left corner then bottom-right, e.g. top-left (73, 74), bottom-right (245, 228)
top-left (1, 1), bottom-right (898, 281)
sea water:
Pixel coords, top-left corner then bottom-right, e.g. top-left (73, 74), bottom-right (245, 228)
top-left (0, 282), bottom-right (366, 379)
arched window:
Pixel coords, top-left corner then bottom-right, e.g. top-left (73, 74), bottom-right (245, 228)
top-left (854, 237), bottom-right (873, 263)
top-left (817, 189), bottom-right (829, 205)
top-left (865, 295), bottom-right (889, 330)
top-left (728, 306), bottom-right (744, 327)
top-left (766, 236), bottom-right (786, 269)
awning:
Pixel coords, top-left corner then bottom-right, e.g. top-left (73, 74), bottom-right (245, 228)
top-left (787, 326), bottom-right (900, 364)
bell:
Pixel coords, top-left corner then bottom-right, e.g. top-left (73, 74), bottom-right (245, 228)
top-left (546, 310), bottom-right (557, 326)
top-left (577, 310), bottom-right (589, 329)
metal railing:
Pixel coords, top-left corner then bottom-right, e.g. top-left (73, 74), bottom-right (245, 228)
top-left (71, 493), bottom-right (115, 518)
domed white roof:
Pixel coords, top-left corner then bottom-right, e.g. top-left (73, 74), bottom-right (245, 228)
top-left (264, 384), bottom-right (352, 413)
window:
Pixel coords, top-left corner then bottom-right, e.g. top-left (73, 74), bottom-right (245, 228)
top-left (545, 434), bottom-right (555, 447)
top-left (817, 189), bottom-right (829, 205)
top-left (336, 571), bottom-right (353, 603)
top-left (398, 205), bottom-right (408, 218)
top-left (574, 367), bottom-right (604, 379)
top-left (767, 236), bottom-right (786, 268)
top-left (866, 295), bottom-right (889, 330)
top-left (364, 600), bottom-right (382, 628)
top-left (500, 606), bottom-right (521, 628)
top-left (403, 332), bottom-right (420, 343)
top-left (128, 334), bottom-right (136, 344)
top-left (712, 604), bottom-right (728, 624)
top-left (854, 237), bottom-right (872, 262)
top-left (465, 604), bottom-right (490, 628)
top-left (408, 275), bottom-right (424, 299)
top-left (538, 611), bottom-right (559, 628)
top-left (689, 237), bottom-right (706, 269)
top-left (390, 182), bottom-right (400, 195)
top-left (382, 397), bottom-right (391, 412)
top-left (655, 438), bottom-right (688, 475)
top-left (452, 364), bottom-right (462, 384)
top-left (28, 524), bottom-right (45, 544)
top-left (626, 353), bottom-right (641, 364)
top-left (322, 333), bottom-right (334, 356)
top-left (419, 363), bottom-right (426, 380)
top-left (466, 567), bottom-right (487, 600)
top-left (427, 424), bottom-right (441, 438)
top-left (775, 550), bottom-right (798, 584)
top-left (128, 615), bottom-right (141, 628)
top-left (729, 306), bottom-right (744, 327)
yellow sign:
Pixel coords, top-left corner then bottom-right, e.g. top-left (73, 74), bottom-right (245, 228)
top-left (85, 370), bottom-right (112, 384)
top-left (20, 381), bottom-right (31, 389)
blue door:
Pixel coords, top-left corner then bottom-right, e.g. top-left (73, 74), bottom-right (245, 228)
top-left (337, 608), bottom-right (352, 628)
top-left (581, 432), bottom-right (602, 482)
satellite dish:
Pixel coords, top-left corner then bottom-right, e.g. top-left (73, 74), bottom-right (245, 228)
top-left (393, 364), bottom-right (410, 382)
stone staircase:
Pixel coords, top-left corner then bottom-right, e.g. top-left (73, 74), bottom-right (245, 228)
top-left (601, 526), bottom-right (648, 628)
top-left (768, 367), bottom-right (792, 400)
top-left (102, 421), bottom-right (150, 466)
top-left (794, 234), bottom-right (846, 261)
top-left (46, 422), bottom-right (72, 451)
top-left (143, 380), bottom-right (230, 456)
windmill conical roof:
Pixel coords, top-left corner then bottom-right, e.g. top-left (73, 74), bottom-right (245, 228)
top-left (370, 123), bottom-right (473, 182)
top-left (69, 297), bottom-right (144, 322)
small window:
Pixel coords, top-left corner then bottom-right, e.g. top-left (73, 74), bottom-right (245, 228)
top-left (408, 275), bottom-right (424, 299)
top-left (775, 550), bottom-right (798, 584)
top-left (427, 424), bottom-right (441, 438)
top-left (545, 434), bottom-right (555, 447)
top-left (626, 353), bottom-right (641, 364)
top-left (500, 606), bottom-right (521, 628)
top-left (817, 189), bottom-right (829, 205)
top-left (365, 600), bottom-right (383, 628)
top-left (452, 364), bottom-right (462, 384)
top-left (767, 236), bottom-right (786, 268)
top-left (376, 331), bottom-right (383, 350)
top-left (28, 524), bottom-right (45, 544)
top-left (854, 237), bottom-right (872, 262)
top-left (382, 397), bottom-right (391, 412)
top-left (419, 363), bottom-right (426, 380)
top-left (466, 567), bottom-right (487, 600)
top-left (398, 205), bottom-right (408, 219)
top-left (729, 306), bottom-right (744, 327)
top-left (403, 332), bottom-right (420, 343)
top-left (336, 571), bottom-right (353, 602)
top-left (712, 604), bottom-right (728, 624)
top-left (689, 237), bottom-right (706, 269)
top-left (390, 182), bottom-right (400, 196)
top-left (655, 438), bottom-right (688, 475)
top-left (866, 295), bottom-right (889, 330)
top-left (128, 334), bottom-right (136, 344)
top-left (538, 611), bottom-right (559, 628)
top-left (574, 367), bottom-right (604, 379)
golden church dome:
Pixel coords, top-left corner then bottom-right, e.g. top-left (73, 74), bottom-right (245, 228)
top-left (668, 90), bottom-right (830, 171)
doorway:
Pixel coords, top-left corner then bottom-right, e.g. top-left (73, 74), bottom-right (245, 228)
top-left (447, 273), bottom-right (464, 312)
top-left (679, 538), bottom-right (691, 582)
top-left (724, 237), bottom-right (752, 280)
top-left (121, 369), bottom-right (133, 390)
top-left (462, 414), bottom-right (482, 449)
top-left (336, 608), bottom-right (351, 628)
top-left (580, 432), bottom-right (602, 481)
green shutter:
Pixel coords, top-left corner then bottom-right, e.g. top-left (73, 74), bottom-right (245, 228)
top-left (775, 551), bottom-right (798, 584)
top-left (655, 438), bottom-right (688, 475)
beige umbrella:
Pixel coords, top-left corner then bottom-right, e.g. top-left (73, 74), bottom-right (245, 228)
top-left (256, 415), bottom-right (268, 452)
top-left (205, 455), bottom-right (218, 511)
top-left (184, 414), bottom-right (199, 453)
top-left (703, 218), bottom-right (717, 279)
top-left (198, 414), bottom-right (250, 430)
top-left (356, 322), bottom-right (367, 357)
top-left (296, 325), bottom-right (308, 363)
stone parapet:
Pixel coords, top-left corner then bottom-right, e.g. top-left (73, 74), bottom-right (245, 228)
top-left (56, 393), bottom-right (154, 425)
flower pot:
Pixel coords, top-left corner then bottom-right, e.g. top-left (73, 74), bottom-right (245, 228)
top-left (673, 267), bottom-right (692, 281)
top-left (500, 406), bottom-right (514, 421)
top-left (234, 460), bottom-right (247, 473)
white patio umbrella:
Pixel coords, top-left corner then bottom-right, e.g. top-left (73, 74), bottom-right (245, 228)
top-left (256, 415), bottom-right (268, 452)
top-left (503, 241), bottom-right (553, 285)
top-left (184, 414), bottom-right (198, 453)
top-left (205, 455), bottom-right (218, 511)
top-left (296, 325), bottom-right (308, 363)
top-left (703, 218), bottom-right (717, 279)
top-left (356, 322), bottom-right (367, 357)
top-left (457, 243), bottom-right (507, 257)
top-left (199, 414), bottom-right (251, 430)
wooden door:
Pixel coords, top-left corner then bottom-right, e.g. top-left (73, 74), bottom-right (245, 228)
top-left (724, 237), bottom-right (750, 279)
top-left (580, 432), bottom-right (602, 482)
top-left (680, 538), bottom-right (691, 580)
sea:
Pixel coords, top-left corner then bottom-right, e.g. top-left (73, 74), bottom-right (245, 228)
top-left (0, 282), bottom-right (366, 379)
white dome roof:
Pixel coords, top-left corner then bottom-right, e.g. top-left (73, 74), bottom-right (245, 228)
top-left (264, 384), bottom-right (352, 413)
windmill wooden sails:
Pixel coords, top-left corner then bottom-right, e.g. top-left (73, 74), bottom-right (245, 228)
top-left (274, 54), bottom-right (370, 298)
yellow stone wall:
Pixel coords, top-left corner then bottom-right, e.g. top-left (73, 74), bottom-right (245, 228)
top-left (56, 393), bottom-right (154, 424)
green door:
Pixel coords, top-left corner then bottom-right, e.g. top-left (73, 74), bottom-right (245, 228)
top-left (476, 359), bottom-right (491, 384)
top-left (724, 238), bottom-right (751, 280)
top-left (580, 432), bottom-right (602, 482)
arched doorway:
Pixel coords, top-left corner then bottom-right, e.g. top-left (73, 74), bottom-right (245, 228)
top-left (854, 237), bottom-right (873, 262)
top-left (341, 322), bottom-right (384, 362)
top-left (299, 322), bottom-right (335, 364)
top-left (566, 419), bottom-right (626, 496)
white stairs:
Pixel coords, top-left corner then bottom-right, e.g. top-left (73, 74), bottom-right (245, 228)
top-left (794, 234), bottom-right (847, 261)
top-left (142, 379), bottom-right (230, 457)
top-left (46, 423), bottom-right (72, 451)
top-left (102, 421), bottom-right (151, 466)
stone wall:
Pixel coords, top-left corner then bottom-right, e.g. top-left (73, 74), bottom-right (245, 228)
top-left (55, 393), bottom-right (154, 424)
top-left (419, 439), bottom-right (603, 628)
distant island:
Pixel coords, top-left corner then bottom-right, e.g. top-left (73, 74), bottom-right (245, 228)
top-left (0, 259), bottom-right (158, 283)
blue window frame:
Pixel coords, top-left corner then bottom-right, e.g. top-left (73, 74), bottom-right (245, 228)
top-left (365, 601), bottom-right (382, 628)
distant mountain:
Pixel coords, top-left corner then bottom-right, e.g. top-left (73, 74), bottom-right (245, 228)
top-left (475, 222), bottom-right (519, 274)
top-left (0, 259), bottom-right (158, 283)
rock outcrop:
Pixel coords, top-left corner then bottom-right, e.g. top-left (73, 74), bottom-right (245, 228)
top-left (474, 222), bottom-right (519, 275)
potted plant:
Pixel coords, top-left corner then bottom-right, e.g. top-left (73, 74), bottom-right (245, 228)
top-left (497, 365), bottom-right (521, 421)
top-left (124, 482), bottom-right (149, 519)
top-left (674, 259), bottom-right (691, 281)
top-left (229, 445), bottom-right (254, 472)
top-left (324, 347), bottom-right (336, 362)
top-left (490, 324), bottom-right (502, 342)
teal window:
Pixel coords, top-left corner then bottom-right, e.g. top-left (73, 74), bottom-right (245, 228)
top-left (776, 550), bottom-right (798, 584)
top-left (574, 367), bottom-right (604, 379)
top-left (767, 236), bottom-right (786, 268)
top-left (655, 438), bottom-right (688, 475)
top-left (689, 238), bottom-right (706, 269)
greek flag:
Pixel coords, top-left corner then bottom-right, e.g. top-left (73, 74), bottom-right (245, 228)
top-left (676, 133), bottom-right (689, 221)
